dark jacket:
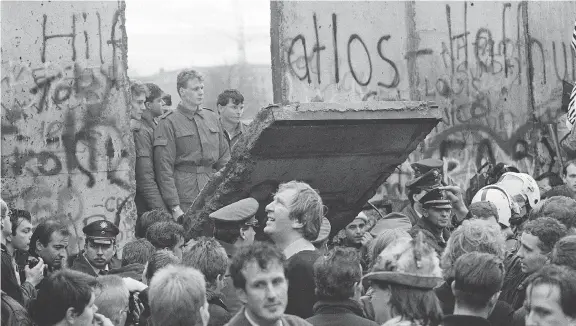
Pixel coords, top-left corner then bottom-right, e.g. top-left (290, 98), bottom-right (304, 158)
top-left (207, 290), bottom-right (232, 326)
top-left (306, 299), bottom-right (379, 326)
top-left (224, 121), bottom-right (250, 149)
top-left (443, 315), bottom-right (492, 326)
top-left (1, 244), bottom-right (24, 305)
top-left (498, 253), bottom-right (529, 310)
top-left (1, 290), bottom-right (33, 326)
top-left (70, 252), bottom-right (121, 277)
top-left (153, 104), bottom-right (230, 210)
top-left (133, 111), bottom-right (165, 215)
top-left (225, 307), bottom-right (312, 326)
top-left (435, 281), bottom-right (513, 326)
top-left (408, 217), bottom-right (450, 255)
top-left (285, 250), bottom-right (322, 319)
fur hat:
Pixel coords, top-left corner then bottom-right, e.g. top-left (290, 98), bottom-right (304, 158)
top-left (363, 232), bottom-right (443, 289)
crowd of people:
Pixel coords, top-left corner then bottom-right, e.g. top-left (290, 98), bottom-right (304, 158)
top-left (2, 68), bottom-right (576, 326)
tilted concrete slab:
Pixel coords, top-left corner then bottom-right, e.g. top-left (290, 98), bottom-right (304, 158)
top-left (182, 101), bottom-right (441, 239)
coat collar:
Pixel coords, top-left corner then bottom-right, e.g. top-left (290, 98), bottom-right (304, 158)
top-left (177, 102), bottom-right (207, 120)
top-left (312, 299), bottom-right (366, 317)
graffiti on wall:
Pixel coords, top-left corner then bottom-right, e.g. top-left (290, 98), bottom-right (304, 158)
top-left (273, 1), bottom-right (576, 203)
top-left (1, 2), bottom-right (135, 253)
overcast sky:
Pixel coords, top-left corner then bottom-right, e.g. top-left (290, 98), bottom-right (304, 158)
top-left (125, 0), bottom-right (271, 77)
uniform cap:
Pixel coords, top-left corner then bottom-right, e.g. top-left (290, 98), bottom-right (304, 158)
top-left (406, 169), bottom-right (443, 191)
top-left (419, 188), bottom-right (452, 208)
top-left (411, 158), bottom-right (444, 177)
top-left (209, 198), bottom-right (259, 223)
top-left (83, 220), bottom-right (119, 245)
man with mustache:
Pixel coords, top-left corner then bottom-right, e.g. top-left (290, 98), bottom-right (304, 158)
top-left (71, 220), bottom-right (121, 277)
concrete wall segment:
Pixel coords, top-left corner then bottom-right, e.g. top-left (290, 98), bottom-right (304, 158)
top-left (271, 1), bottom-right (576, 209)
top-left (1, 1), bottom-right (135, 254)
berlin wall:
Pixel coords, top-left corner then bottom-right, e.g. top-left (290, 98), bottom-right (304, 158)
top-left (271, 1), bottom-right (576, 206)
top-left (1, 1), bottom-right (135, 254)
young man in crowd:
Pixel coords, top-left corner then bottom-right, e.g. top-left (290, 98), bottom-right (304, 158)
top-left (500, 217), bottom-right (568, 310)
top-left (154, 69), bottom-right (230, 219)
top-left (145, 221), bottom-right (187, 259)
top-left (524, 265), bottom-right (576, 326)
top-left (71, 220), bottom-right (121, 277)
top-left (444, 252), bottom-right (505, 326)
top-left (339, 212), bottom-right (373, 271)
top-left (131, 82), bottom-right (166, 216)
top-left (264, 180), bottom-right (323, 318)
top-left (306, 247), bottom-right (378, 326)
top-left (227, 242), bottom-right (312, 326)
top-left (148, 265), bottom-right (211, 326)
top-left (183, 237), bottom-right (231, 326)
top-left (217, 89), bottom-right (249, 148)
top-left (30, 269), bottom-right (114, 326)
top-left (1, 208), bottom-right (44, 306)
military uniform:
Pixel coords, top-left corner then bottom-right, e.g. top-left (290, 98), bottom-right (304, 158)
top-left (408, 188), bottom-right (452, 255)
top-left (133, 111), bottom-right (165, 216)
top-left (70, 220), bottom-right (121, 277)
top-left (209, 198), bottom-right (259, 316)
top-left (153, 103), bottom-right (230, 212)
top-left (224, 121), bottom-right (250, 149)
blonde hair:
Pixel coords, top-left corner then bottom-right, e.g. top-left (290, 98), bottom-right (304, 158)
top-left (95, 276), bottom-right (129, 325)
top-left (277, 181), bottom-right (323, 241)
top-left (441, 219), bottom-right (506, 280)
top-left (149, 265), bottom-right (207, 326)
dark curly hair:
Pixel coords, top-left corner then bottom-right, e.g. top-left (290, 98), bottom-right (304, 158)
top-left (523, 217), bottom-right (568, 253)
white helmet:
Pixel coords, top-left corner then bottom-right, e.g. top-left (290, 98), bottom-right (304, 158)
top-left (497, 172), bottom-right (540, 208)
top-left (471, 185), bottom-right (521, 227)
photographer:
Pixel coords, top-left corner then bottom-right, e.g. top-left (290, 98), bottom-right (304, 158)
top-left (1, 206), bottom-right (44, 307)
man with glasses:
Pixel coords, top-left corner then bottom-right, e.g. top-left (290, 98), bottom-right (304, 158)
top-left (216, 89), bottom-right (248, 149)
top-left (154, 69), bottom-right (230, 220)
top-left (209, 198), bottom-right (259, 315)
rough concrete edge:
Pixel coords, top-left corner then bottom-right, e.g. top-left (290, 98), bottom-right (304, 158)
top-left (181, 105), bottom-right (279, 240)
top-left (116, 0), bottom-right (136, 228)
top-left (285, 101), bottom-right (440, 114)
top-left (270, 1), bottom-right (285, 104)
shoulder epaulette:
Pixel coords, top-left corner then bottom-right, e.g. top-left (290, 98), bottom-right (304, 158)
top-left (202, 107), bottom-right (216, 112)
top-left (159, 110), bottom-right (174, 119)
